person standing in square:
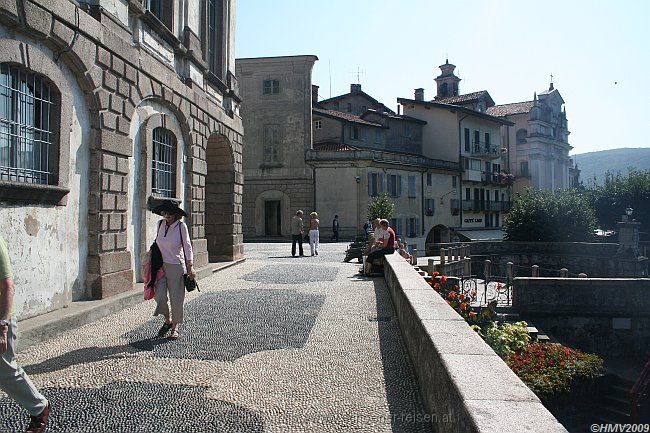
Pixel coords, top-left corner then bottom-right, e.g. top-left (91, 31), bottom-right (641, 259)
top-left (291, 210), bottom-right (305, 257)
top-left (331, 215), bottom-right (340, 242)
top-left (0, 234), bottom-right (51, 433)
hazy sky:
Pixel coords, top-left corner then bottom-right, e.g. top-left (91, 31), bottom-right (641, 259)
top-left (236, 0), bottom-right (649, 155)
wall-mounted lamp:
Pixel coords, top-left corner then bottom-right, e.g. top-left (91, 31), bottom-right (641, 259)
top-left (626, 207), bottom-right (634, 216)
top-left (440, 189), bottom-right (456, 204)
top-left (355, 176), bottom-right (361, 183)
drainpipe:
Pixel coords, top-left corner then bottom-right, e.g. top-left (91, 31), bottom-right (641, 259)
top-left (421, 170), bottom-right (425, 239)
top-left (457, 114), bottom-right (470, 229)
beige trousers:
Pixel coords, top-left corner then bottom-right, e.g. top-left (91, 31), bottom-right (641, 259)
top-left (153, 263), bottom-right (186, 324)
top-left (0, 320), bottom-right (48, 416)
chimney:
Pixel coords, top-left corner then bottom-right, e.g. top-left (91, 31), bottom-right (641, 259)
top-left (414, 88), bottom-right (424, 101)
top-left (312, 84), bottom-right (319, 104)
top-left (350, 83), bottom-right (362, 93)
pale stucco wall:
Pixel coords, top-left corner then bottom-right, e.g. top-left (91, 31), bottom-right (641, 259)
top-left (401, 104), bottom-right (458, 162)
top-left (0, 27), bottom-right (90, 320)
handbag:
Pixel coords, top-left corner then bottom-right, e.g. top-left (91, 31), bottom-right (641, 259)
top-left (179, 223), bottom-right (200, 292)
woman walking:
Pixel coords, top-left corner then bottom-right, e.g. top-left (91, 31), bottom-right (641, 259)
top-left (308, 212), bottom-right (320, 256)
top-left (151, 200), bottom-right (195, 340)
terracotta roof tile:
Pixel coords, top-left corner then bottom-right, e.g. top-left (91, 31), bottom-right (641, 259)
top-left (486, 101), bottom-right (535, 117)
top-left (435, 91), bottom-right (491, 105)
top-left (313, 107), bottom-right (383, 126)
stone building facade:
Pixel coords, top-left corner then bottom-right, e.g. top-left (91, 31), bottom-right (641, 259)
top-left (310, 88), bottom-right (460, 246)
top-left (399, 62), bottom-right (513, 243)
top-left (236, 55), bottom-right (317, 238)
top-left (0, 0), bottom-right (243, 320)
top-left (487, 84), bottom-right (572, 193)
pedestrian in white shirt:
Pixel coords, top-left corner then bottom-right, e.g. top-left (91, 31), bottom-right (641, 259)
top-left (151, 200), bottom-right (195, 341)
top-left (308, 212), bottom-right (320, 256)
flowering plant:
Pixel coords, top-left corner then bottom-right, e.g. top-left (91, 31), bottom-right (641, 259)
top-left (428, 272), bottom-right (495, 326)
top-left (505, 343), bottom-right (603, 398)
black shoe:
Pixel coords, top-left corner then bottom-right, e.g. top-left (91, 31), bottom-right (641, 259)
top-left (157, 322), bottom-right (172, 338)
top-left (26, 402), bottom-right (50, 433)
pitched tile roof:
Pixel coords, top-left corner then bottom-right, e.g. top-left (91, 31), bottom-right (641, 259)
top-left (435, 90), bottom-right (494, 106)
top-left (486, 101), bottom-right (535, 117)
top-left (317, 91), bottom-right (396, 114)
top-left (363, 109), bottom-right (427, 125)
top-left (313, 107), bottom-right (383, 126)
top-left (397, 98), bottom-right (515, 126)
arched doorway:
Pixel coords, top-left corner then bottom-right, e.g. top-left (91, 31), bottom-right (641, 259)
top-left (205, 133), bottom-right (240, 261)
top-left (426, 224), bottom-right (450, 246)
top-left (254, 190), bottom-right (291, 236)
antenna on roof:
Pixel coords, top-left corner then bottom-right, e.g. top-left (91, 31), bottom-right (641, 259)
top-left (329, 59), bottom-right (332, 98)
top-left (350, 66), bottom-right (365, 84)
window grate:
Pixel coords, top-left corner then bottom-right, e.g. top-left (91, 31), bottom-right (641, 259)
top-left (152, 127), bottom-right (176, 198)
top-left (0, 63), bottom-right (57, 185)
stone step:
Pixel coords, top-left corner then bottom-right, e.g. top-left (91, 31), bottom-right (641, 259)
top-left (525, 326), bottom-right (539, 338)
top-left (536, 334), bottom-right (551, 343)
top-left (600, 405), bottom-right (631, 421)
top-left (603, 395), bottom-right (631, 411)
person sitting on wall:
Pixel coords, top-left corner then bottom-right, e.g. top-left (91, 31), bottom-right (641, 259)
top-left (397, 239), bottom-right (412, 261)
top-left (365, 219), bottom-right (396, 273)
top-left (368, 218), bottom-right (385, 251)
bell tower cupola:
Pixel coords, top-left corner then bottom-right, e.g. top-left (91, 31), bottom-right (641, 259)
top-left (434, 59), bottom-right (461, 99)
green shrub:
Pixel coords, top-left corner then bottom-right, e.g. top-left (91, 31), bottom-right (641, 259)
top-left (503, 188), bottom-right (597, 242)
top-left (367, 192), bottom-right (394, 220)
top-left (481, 321), bottom-right (531, 358)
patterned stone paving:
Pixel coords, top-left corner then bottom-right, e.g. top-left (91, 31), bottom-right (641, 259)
top-left (0, 243), bottom-right (433, 433)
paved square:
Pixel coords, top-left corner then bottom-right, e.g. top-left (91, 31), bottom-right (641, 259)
top-left (1, 243), bottom-right (433, 433)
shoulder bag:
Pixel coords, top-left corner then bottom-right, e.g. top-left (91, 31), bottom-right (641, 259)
top-left (179, 223), bottom-right (199, 292)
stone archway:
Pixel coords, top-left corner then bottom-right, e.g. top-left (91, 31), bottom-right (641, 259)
top-left (426, 224), bottom-right (449, 246)
top-left (254, 190), bottom-right (291, 236)
top-left (205, 133), bottom-right (241, 261)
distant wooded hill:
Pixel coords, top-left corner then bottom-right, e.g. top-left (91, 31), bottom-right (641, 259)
top-left (572, 148), bottom-right (650, 186)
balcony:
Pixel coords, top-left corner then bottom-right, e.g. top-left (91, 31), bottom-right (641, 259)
top-left (471, 141), bottom-right (500, 159)
top-left (482, 172), bottom-right (515, 186)
top-left (462, 200), bottom-right (484, 212)
top-left (462, 200), bottom-right (512, 212)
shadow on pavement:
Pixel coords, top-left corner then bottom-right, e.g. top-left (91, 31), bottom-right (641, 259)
top-left (0, 381), bottom-right (264, 433)
top-left (124, 289), bottom-right (326, 362)
top-left (373, 280), bottom-right (435, 433)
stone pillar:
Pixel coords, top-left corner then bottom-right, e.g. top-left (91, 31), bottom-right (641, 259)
top-left (617, 217), bottom-right (641, 257)
top-left (560, 268), bottom-right (569, 278)
top-left (464, 258), bottom-right (471, 277)
top-left (412, 248), bottom-right (418, 266)
top-left (578, 273), bottom-right (588, 278)
top-left (506, 262), bottom-right (514, 280)
top-left (484, 260), bottom-right (492, 278)
top-left (447, 248), bottom-right (452, 263)
top-left (428, 258), bottom-right (435, 276)
top-left (531, 265), bottom-right (539, 277)
top-left (440, 248), bottom-right (446, 265)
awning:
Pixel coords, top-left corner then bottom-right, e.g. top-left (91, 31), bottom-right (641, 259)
top-left (454, 229), bottom-right (506, 241)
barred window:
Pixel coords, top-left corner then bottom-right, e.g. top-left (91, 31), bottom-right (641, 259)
top-left (0, 64), bottom-right (57, 185)
top-left (207, 0), bottom-right (224, 77)
top-left (149, 0), bottom-right (173, 29)
top-left (151, 127), bottom-right (177, 198)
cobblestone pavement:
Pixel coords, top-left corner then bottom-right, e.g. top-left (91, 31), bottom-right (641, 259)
top-left (1, 243), bottom-right (433, 433)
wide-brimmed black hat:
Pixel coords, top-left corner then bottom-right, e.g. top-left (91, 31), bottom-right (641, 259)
top-left (151, 199), bottom-right (187, 217)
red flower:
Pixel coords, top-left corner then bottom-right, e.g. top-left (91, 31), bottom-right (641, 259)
top-left (433, 272), bottom-right (440, 277)
top-left (433, 282), bottom-right (441, 290)
top-left (441, 275), bottom-right (447, 282)
top-left (460, 302), bottom-right (468, 311)
top-left (447, 291), bottom-right (456, 300)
